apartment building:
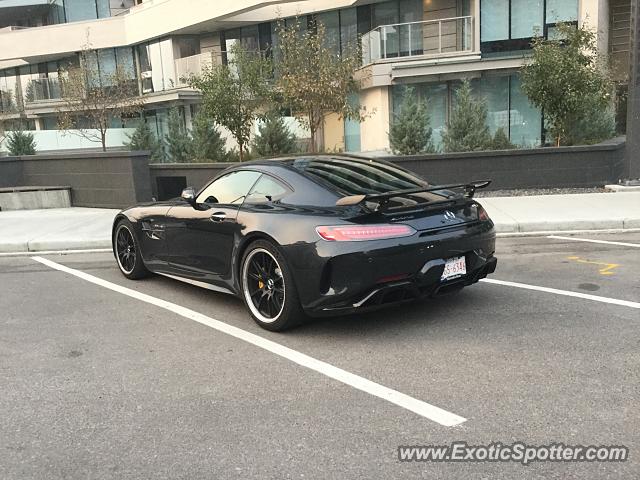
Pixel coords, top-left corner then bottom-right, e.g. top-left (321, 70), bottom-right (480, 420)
top-left (0, 0), bottom-right (630, 155)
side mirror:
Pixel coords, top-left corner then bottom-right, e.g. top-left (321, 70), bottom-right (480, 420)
top-left (181, 187), bottom-right (196, 206)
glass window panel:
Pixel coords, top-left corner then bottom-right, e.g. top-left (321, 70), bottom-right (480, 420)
top-left (399, 0), bottom-right (422, 56)
top-left (196, 171), bottom-right (262, 205)
top-left (96, 0), bottom-right (111, 18)
top-left (98, 49), bottom-right (117, 83)
top-left (317, 11), bottom-right (340, 55)
top-left (246, 175), bottom-right (291, 204)
top-left (340, 8), bottom-right (358, 54)
top-left (420, 83), bottom-right (448, 150)
top-left (511, 0), bottom-right (543, 39)
top-left (344, 93), bottom-right (361, 152)
top-left (480, 0), bottom-right (508, 41)
top-left (64, 0), bottom-right (98, 22)
top-left (115, 47), bottom-right (136, 79)
top-left (240, 25), bottom-right (259, 51)
top-left (474, 75), bottom-right (509, 134)
top-left (509, 74), bottom-right (541, 147)
top-left (373, 1), bottom-right (399, 58)
top-left (546, 0), bottom-right (578, 23)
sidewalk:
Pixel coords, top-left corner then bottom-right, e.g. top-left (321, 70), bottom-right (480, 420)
top-left (480, 192), bottom-right (640, 233)
top-left (0, 207), bottom-right (119, 253)
top-left (0, 192), bottom-right (639, 253)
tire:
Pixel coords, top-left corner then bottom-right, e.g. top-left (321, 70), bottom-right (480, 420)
top-left (240, 239), bottom-right (306, 331)
top-left (113, 219), bottom-right (150, 280)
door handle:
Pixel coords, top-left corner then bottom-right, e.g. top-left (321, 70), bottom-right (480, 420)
top-left (210, 212), bottom-right (226, 222)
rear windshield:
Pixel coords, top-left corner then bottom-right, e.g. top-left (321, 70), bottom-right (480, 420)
top-left (289, 157), bottom-right (428, 195)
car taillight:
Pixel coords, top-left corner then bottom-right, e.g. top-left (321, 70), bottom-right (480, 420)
top-left (316, 224), bottom-right (416, 241)
top-left (477, 205), bottom-right (490, 221)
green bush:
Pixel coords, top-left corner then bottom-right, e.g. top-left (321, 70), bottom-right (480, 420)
top-left (7, 130), bottom-right (36, 155)
top-left (165, 108), bottom-right (191, 163)
top-left (252, 112), bottom-right (298, 157)
top-left (564, 95), bottom-right (616, 145)
top-left (190, 111), bottom-right (227, 162)
top-left (442, 80), bottom-right (493, 153)
top-left (125, 120), bottom-right (163, 162)
top-left (491, 127), bottom-right (516, 150)
top-left (388, 87), bottom-right (434, 155)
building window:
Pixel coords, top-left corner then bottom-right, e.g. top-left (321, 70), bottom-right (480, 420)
top-left (62, 0), bottom-right (110, 22)
top-left (480, 0), bottom-right (578, 53)
top-left (391, 74), bottom-right (542, 150)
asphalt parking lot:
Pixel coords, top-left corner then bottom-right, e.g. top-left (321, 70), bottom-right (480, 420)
top-left (1, 233), bottom-right (638, 479)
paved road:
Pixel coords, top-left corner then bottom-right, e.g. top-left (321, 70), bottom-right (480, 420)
top-left (1, 233), bottom-right (638, 479)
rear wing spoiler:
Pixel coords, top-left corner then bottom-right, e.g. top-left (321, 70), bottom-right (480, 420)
top-left (335, 180), bottom-right (492, 207)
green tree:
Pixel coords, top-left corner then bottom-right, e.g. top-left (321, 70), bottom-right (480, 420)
top-left (125, 119), bottom-right (163, 162)
top-left (521, 23), bottom-right (613, 146)
top-left (190, 111), bottom-right (227, 162)
top-left (164, 108), bottom-right (191, 163)
top-left (442, 80), bottom-right (492, 153)
top-left (491, 127), bottom-right (516, 150)
top-left (252, 111), bottom-right (298, 157)
top-left (188, 43), bottom-right (272, 161)
top-left (388, 87), bottom-right (434, 155)
top-left (7, 129), bottom-right (36, 155)
top-left (275, 17), bottom-right (364, 152)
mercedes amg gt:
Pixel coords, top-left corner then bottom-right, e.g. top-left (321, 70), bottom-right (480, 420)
top-left (112, 155), bottom-right (497, 331)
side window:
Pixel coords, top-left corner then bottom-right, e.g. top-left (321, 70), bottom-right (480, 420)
top-left (196, 170), bottom-right (261, 205)
top-left (245, 174), bottom-right (292, 204)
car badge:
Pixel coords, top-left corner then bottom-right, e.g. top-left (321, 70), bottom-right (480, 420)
top-left (442, 210), bottom-right (457, 223)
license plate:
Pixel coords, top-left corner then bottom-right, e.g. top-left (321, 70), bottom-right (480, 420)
top-left (441, 256), bottom-right (466, 281)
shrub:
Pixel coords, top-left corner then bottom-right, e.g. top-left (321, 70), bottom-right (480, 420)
top-left (388, 87), bottom-right (434, 155)
top-left (252, 112), bottom-right (298, 157)
top-left (564, 95), bottom-right (616, 145)
top-left (442, 80), bottom-right (493, 153)
top-left (7, 130), bottom-right (36, 155)
top-left (165, 108), bottom-right (191, 163)
top-left (125, 120), bottom-right (163, 162)
top-left (190, 111), bottom-right (227, 162)
top-left (491, 127), bottom-right (516, 150)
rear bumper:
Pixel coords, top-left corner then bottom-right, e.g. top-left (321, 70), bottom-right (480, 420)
top-left (291, 221), bottom-right (496, 317)
top-left (307, 254), bottom-right (496, 317)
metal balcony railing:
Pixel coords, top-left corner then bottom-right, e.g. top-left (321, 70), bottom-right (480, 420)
top-left (361, 16), bottom-right (474, 65)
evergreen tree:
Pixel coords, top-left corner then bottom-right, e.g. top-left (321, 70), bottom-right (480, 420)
top-left (7, 129), bottom-right (36, 155)
top-left (491, 127), bottom-right (516, 150)
top-left (165, 108), bottom-right (191, 163)
top-left (252, 112), bottom-right (298, 157)
top-left (442, 80), bottom-right (492, 153)
top-left (388, 87), bottom-right (434, 155)
top-left (190, 111), bottom-right (227, 162)
top-left (125, 119), bottom-right (163, 162)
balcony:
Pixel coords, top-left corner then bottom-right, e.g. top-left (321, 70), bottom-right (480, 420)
top-left (174, 51), bottom-right (223, 88)
top-left (362, 16), bottom-right (474, 65)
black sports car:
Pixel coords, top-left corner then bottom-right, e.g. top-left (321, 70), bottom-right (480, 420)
top-left (112, 155), bottom-right (497, 331)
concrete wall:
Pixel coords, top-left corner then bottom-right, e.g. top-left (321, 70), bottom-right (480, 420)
top-left (360, 86), bottom-right (391, 152)
top-left (383, 138), bottom-right (626, 190)
top-left (0, 151), bottom-right (152, 208)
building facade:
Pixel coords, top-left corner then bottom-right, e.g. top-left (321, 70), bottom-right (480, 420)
top-left (0, 0), bottom-right (630, 155)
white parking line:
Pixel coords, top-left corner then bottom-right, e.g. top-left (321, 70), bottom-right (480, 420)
top-left (0, 248), bottom-right (112, 257)
top-left (547, 235), bottom-right (640, 248)
top-left (31, 255), bottom-right (467, 427)
top-left (480, 278), bottom-right (640, 309)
